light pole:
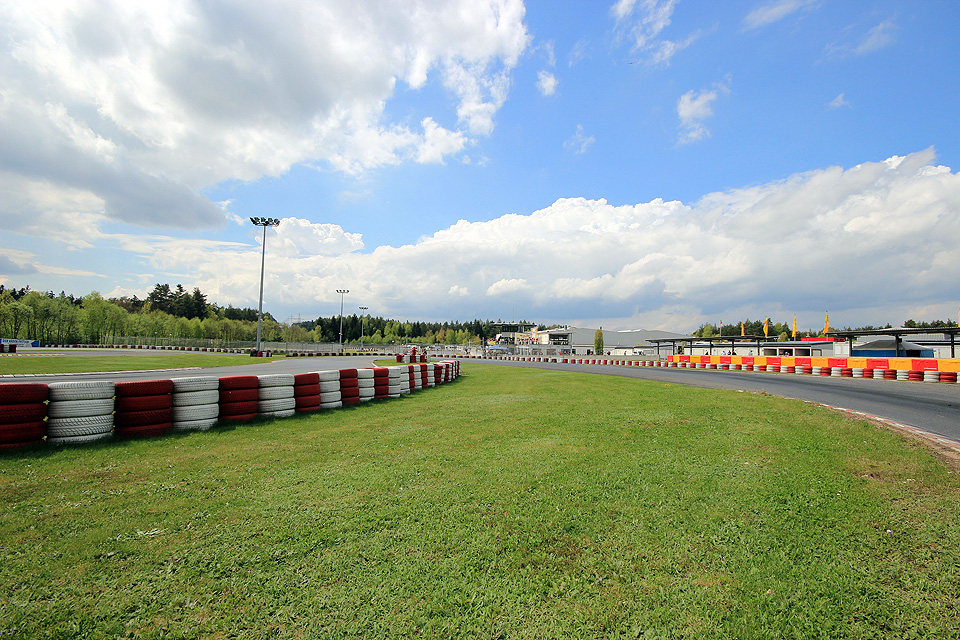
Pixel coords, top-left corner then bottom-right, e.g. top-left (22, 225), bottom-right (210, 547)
top-left (358, 306), bottom-right (368, 351)
top-left (337, 289), bottom-right (349, 353)
top-left (250, 217), bottom-right (280, 354)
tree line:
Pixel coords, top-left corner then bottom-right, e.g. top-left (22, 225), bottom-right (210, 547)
top-left (0, 284), bottom-right (500, 347)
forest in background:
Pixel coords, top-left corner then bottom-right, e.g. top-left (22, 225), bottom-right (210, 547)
top-left (1, 284), bottom-right (954, 347)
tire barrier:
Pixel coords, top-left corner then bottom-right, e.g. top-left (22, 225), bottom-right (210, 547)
top-left (258, 374), bottom-right (296, 418)
top-left (172, 376), bottom-right (220, 431)
top-left (318, 369), bottom-right (342, 409)
top-left (293, 373), bottom-right (322, 413)
top-left (46, 380), bottom-right (115, 445)
top-left (0, 383), bottom-right (49, 450)
top-left (218, 376), bottom-right (260, 422)
top-left (339, 369), bottom-right (361, 406)
top-left (114, 380), bottom-right (173, 438)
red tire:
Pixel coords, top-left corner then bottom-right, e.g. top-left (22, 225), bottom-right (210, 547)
top-left (115, 380), bottom-right (174, 396)
top-left (294, 373), bottom-right (319, 385)
top-left (0, 440), bottom-right (44, 452)
top-left (219, 388), bottom-right (259, 403)
top-left (115, 408), bottom-right (174, 427)
top-left (0, 403), bottom-right (47, 425)
top-left (0, 421), bottom-right (46, 444)
top-left (115, 394), bottom-right (172, 413)
top-left (220, 400), bottom-right (259, 417)
top-left (295, 396), bottom-right (321, 410)
top-left (338, 369), bottom-right (359, 379)
top-left (341, 396), bottom-right (361, 405)
top-left (339, 378), bottom-right (359, 389)
top-left (294, 383), bottom-right (321, 397)
top-left (219, 376), bottom-right (259, 390)
top-left (0, 383), bottom-right (49, 404)
top-left (219, 412), bottom-right (258, 422)
top-left (115, 423), bottom-right (172, 438)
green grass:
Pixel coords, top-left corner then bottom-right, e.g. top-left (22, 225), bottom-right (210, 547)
top-left (2, 365), bottom-right (959, 638)
top-left (0, 352), bottom-right (285, 375)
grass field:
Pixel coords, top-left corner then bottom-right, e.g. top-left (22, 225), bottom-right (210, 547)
top-left (2, 364), bottom-right (959, 638)
top-left (0, 352), bottom-right (283, 375)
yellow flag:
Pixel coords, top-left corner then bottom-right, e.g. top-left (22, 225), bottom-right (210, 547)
top-left (740, 321), bottom-right (744, 336)
top-left (763, 318), bottom-right (769, 337)
top-left (823, 312), bottom-right (829, 335)
top-left (792, 315), bottom-right (797, 339)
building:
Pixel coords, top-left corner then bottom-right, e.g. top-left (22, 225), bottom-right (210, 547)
top-left (514, 326), bottom-right (686, 357)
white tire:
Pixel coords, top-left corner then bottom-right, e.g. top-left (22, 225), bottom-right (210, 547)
top-left (319, 381), bottom-right (340, 393)
top-left (47, 398), bottom-right (115, 418)
top-left (172, 376), bottom-right (219, 392)
top-left (258, 374), bottom-right (295, 387)
top-left (259, 397), bottom-right (295, 412)
top-left (173, 404), bottom-right (219, 422)
top-left (359, 387), bottom-right (375, 398)
top-left (320, 401), bottom-right (342, 409)
top-left (172, 418), bottom-right (218, 432)
top-left (357, 379), bottom-right (375, 389)
top-left (261, 409), bottom-right (296, 419)
top-left (387, 384), bottom-right (401, 394)
top-left (47, 380), bottom-right (114, 401)
top-left (48, 431), bottom-right (113, 446)
top-left (47, 414), bottom-right (114, 437)
top-left (357, 369), bottom-right (375, 379)
top-left (172, 390), bottom-right (219, 406)
top-left (319, 391), bottom-right (341, 403)
top-left (259, 385), bottom-right (294, 400)
top-left (318, 370), bottom-right (340, 382)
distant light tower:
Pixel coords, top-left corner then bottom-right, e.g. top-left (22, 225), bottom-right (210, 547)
top-left (250, 217), bottom-right (280, 354)
top-left (358, 306), bottom-right (368, 350)
top-left (337, 289), bottom-right (349, 353)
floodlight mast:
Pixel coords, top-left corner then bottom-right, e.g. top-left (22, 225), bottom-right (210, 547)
top-left (250, 217), bottom-right (280, 354)
top-left (359, 306), bottom-right (368, 350)
top-left (337, 289), bottom-right (349, 353)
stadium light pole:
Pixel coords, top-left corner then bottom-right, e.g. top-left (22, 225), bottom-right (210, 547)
top-left (337, 289), bottom-right (349, 353)
top-left (358, 306), bottom-right (368, 351)
top-left (250, 217), bottom-right (280, 354)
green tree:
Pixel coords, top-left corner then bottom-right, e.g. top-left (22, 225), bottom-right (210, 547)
top-left (594, 328), bottom-right (604, 355)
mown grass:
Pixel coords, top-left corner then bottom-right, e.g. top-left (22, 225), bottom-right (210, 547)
top-left (2, 365), bottom-right (959, 639)
top-left (0, 352), bottom-right (283, 375)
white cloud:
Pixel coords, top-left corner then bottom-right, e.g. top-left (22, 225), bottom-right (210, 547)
top-left (855, 19), bottom-right (897, 55)
top-left (743, 0), bottom-right (818, 30)
top-left (537, 70), bottom-right (558, 96)
top-left (611, 0), bottom-right (698, 66)
top-left (564, 125), bottom-right (595, 154)
top-left (0, 0), bottom-right (530, 228)
top-left (677, 81), bottom-right (730, 144)
top-left (828, 93), bottom-right (850, 109)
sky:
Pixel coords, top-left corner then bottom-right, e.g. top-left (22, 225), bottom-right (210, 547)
top-left (2, 0), bottom-right (959, 333)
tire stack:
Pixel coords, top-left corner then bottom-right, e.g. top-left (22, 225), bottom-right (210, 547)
top-left (293, 373), bottom-right (322, 414)
top-left (368, 367), bottom-right (393, 400)
top-left (114, 380), bottom-right (174, 438)
top-left (218, 376), bottom-right (260, 422)
top-left (419, 364), bottom-right (431, 389)
top-left (431, 364), bottom-right (443, 387)
top-left (0, 383), bottom-right (49, 451)
top-left (172, 376), bottom-right (220, 431)
top-left (319, 370), bottom-right (342, 409)
top-left (46, 381), bottom-right (115, 446)
top-left (258, 374), bottom-right (296, 419)
top-left (338, 369), bottom-right (361, 406)
top-left (357, 368), bottom-right (376, 403)
top-left (407, 364), bottom-right (422, 392)
top-left (391, 366), bottom-right (411, 395)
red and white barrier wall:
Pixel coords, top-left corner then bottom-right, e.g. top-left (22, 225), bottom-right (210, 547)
top-left (0, 361), bottom-right (461, 451)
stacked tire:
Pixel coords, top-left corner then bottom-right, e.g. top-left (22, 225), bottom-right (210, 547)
top-left (357, 368), bottom-right (376, 403)
top-left (392, 366), bottom-right (411, 395)
top-left (339, 369), bottom-right (360, 406)
top-left (114, 380), bottom-right (173, 438)
top-left (172, 376), bottom-right (220, 431)
top-left (319, 370), bottom-right (342, 409)
top-left (219, 376), bottom-right (260, 422)
top-left (293, 373), bottom-right (322, 413)
top-left (46, 381), bottom-right (115, 446)
top-left (258, 374), bottom-right (296, 419)
top-left (407, 365), bottom-right (421, 391)
top-left (0, 383), bottom-right (49, 450)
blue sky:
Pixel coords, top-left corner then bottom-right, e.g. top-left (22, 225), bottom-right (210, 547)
top-left (2, 0), bottom-right (959, 332)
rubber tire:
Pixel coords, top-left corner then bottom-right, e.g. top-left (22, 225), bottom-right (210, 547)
top-left (48, 431), bottom-right (113, 446)
top-left (318, 370), bottom-right (340, 382)
top-left (294, 373), bottom-right (319, 385)
top-left (172, 418), bottom-right (218, 432)
top-left (295, 396), bottom-right (321, 410)
top-left (294, 383), bottom-right (321, 397)
top-left (319, 381), bottom-right (340, 393)
top-left (171, 376), bottom-right (219, 392)
top-left (172, 390), bottom-right (219, 406)
top-left (0, 403), bottom-right (47, 424)
top-left (172, 404), bottom-right (218, 422)
top-left (258, 397), bottom-right (295, 413)
top-left (0, 421), bottom-right (46, 444)
top-left (260, 409), bottom-right (296, 419)
top-left (47, 398), bottom-right (114, 419)
top-left (115, 380), bottom-right (174, 396)
top-left (47, 415), bottom-right (114, 437)
top-left (219, 388), bottom-right (258, 403)
top-left (47, 380), bottom-right (114, 401)
top-left (258, 374), bottom-right (295, 387)
top-left (115, 407), bottom-right (174, 427)
top-left (259, 386), bottom-right (294, 401)
top-left (319, 391), bottom-right (341, 403)
top-left (115, 423), bottom-right (172, 438)
top-left (220, 400), bottom-right (259, 417)
top-left (0, 440), bottom-right (45, 452)
top-left (0, 383), bottom-right (48, 404)
top-left (116, 395), bottom-right (172, 413)
top-left (320, 401), bottom-right (342, 410)
top-left (218, 376), bottom-right (259, 390)
top-left (219, 412), bottom-right (257, 422)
